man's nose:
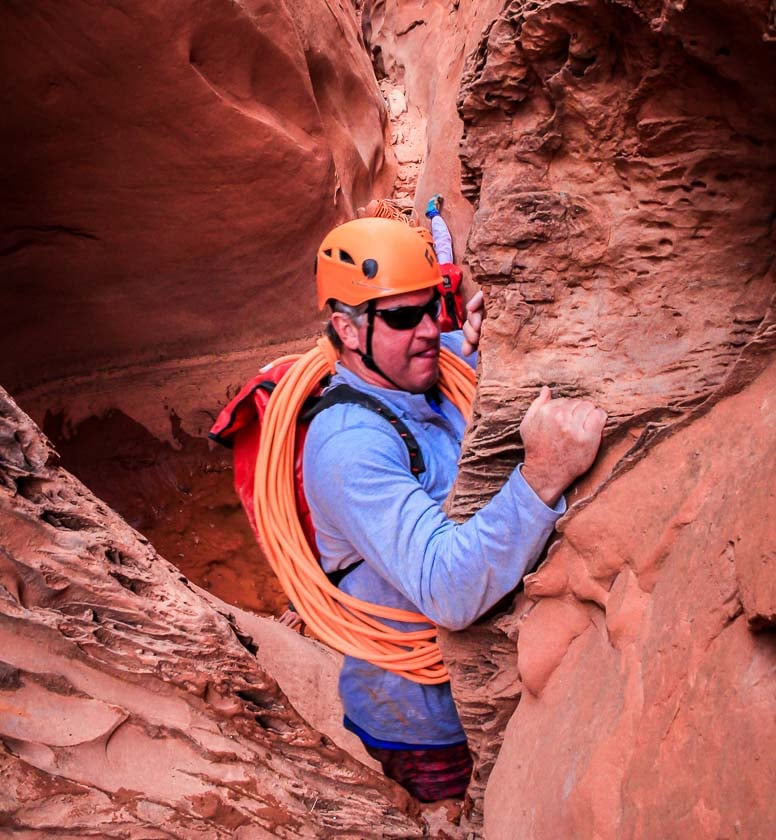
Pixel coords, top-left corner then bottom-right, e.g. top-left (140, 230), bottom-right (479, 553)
top-left (416, 310), bottom-right (441, 337)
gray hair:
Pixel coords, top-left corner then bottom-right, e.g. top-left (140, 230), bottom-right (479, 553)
top-left (325, 299), bottom-right (368, 349)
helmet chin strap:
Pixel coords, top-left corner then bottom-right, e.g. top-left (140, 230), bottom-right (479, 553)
top-left (355, 299), bottom-right (406, 391)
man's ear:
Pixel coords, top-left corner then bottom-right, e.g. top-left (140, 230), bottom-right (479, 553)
top-left (330, 311), bottom-right (362, 351)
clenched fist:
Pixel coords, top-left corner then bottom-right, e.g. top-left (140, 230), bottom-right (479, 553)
top-left (519, 386), bottom-right (607, 507)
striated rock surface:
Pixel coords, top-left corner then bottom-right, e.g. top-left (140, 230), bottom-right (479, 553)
top-left (434, 0), bottom-right (776, 834)
top-left (0, 386), bottom-right (429, 837)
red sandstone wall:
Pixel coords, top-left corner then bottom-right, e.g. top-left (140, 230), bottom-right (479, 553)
top-left (423, 0), bottom-right (775, 835)
top-left (1, 0), bottom-right (397, 620)
top-left (1, 0), bottom-right (774, 837)
top-left (362, 0), bottom-right (504, 271)
top-left (1, 0), bottom-right (393, 394)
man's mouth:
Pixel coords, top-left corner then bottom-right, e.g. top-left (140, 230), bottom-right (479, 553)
top-left (413, 346), bottom-right (439, 359)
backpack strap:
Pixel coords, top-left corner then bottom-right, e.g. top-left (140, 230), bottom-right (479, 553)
top-left (304, 383), bottom-right (426, 589)
top-left (304, 384), bottom-right (426, 477)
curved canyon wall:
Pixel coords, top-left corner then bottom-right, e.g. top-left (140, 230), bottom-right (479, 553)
top-left (1, 0), bottom-right (392, 394)
top-left (2, 0), bottom-right (395, 619)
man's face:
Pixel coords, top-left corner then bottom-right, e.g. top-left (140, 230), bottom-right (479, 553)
top-left (362, 287), bottom-right (442, 393)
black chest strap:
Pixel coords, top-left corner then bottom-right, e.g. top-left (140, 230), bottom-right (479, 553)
top-left (304, 383), bottom-right (425, 587)
top-left (304, 384), bottom-right (426, 477)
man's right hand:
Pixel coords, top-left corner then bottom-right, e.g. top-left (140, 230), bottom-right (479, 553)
top-left (519, 386), bottom-right (607, 507)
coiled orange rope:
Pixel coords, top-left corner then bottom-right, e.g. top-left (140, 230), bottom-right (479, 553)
top-left (369, 198), bottom-right (413, 222)
top-left (253, 336), bottom-right (475, 684)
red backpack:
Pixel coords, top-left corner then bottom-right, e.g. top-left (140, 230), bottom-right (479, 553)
top-left (209, 359), bottom-right (321, 557)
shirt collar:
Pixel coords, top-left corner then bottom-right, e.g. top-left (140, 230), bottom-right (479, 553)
top-left (331, 362), bottom-right (442, 419)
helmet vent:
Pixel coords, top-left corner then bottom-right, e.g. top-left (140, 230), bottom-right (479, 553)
top-left (323, 248), bottom-right (332, 257)
top-left (362, 258), bottom-right (378, 278)
top-left (338, 249), bottom-right (355, 265)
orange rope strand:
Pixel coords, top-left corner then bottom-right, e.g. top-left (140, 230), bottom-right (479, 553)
top-left (253, 337), bottom-right (475, 684)
top-left (369, 198), bottom-right (414, 223)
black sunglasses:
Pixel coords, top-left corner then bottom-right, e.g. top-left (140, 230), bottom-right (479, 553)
top-left (374, 292), bottom-right (442, 331)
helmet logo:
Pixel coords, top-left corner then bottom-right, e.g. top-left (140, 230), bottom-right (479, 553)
top-left (362, 258), bottom-right (378, 279)
top-left (423, 247), bottom-right (435, 268)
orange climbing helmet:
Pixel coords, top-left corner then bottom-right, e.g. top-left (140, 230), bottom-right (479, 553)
top-left (315, 217), bottom-right (441, 309)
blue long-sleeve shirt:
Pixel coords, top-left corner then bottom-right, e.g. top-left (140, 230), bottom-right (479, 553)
top-left (303, 332), bottom-right (564, 746)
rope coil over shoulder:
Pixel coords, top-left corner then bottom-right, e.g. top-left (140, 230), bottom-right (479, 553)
top-left (253, 336), bottom-right (476, 684)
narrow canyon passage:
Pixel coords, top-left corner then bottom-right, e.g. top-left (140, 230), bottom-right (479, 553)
top-left (2, 1), bottom-right (774, 837)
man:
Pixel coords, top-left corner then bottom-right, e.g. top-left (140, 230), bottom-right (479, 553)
top-left (303, 216), bottom-right (606, 802)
